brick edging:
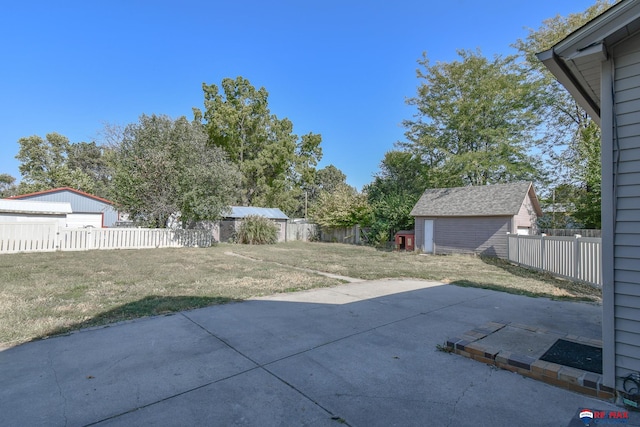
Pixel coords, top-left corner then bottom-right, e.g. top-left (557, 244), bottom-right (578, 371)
top-left (445, 322), bottom-right (615, 400)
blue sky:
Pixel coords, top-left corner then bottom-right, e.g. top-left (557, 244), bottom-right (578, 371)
top-left (0, 0), bottom-right (598, 190)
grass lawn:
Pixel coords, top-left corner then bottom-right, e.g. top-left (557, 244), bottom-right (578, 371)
top-left (0, 241), bottom-right (601, 348)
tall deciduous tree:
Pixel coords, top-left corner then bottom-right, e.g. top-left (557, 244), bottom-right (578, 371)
top-left (514, 0), bottom-right (613, 228)
top-left (195, 76), bottom-right (323, 216)
top-left (67, 141), bottom-right (113, 199)
top-left (304, 164), bottom-right (347, 211)
top-left (0, 173), bottom-right (17, 198)
top-left (401, 50), bottom-right (544, 187)
top-left (309, 185), bottom-right (372, 229)
top-left (15, 133), bottom-right (98, 194)
top-left (111, 114), bottom-right (240, 228)
top-left (365, 150), bottom-right (428, 242)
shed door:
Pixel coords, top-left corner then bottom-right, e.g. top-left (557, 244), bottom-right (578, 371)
top-left (423, 220), bottom-right (434, 253)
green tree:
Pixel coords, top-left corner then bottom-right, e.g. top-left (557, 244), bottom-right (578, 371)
top-left (15, 133), bottom-right (96, 194)
top-left (67, 141), bottom-right (113, 199)
top-left (111, 114), bottom-right (240, 228)
top-left (0, 174), bottom-right (17, 197)
top-left (514, 0), bottom-right (614, 228)
top-left (401, 50), bottom-right (544, 187)
top-left (304, 164), bottom-right (347, 213)
top-left (365, 151), bottom-right (428, 243)
top-left (309, 185), bottom-right (372, 229)
top-left (195, 76), bottom-right (323, 216)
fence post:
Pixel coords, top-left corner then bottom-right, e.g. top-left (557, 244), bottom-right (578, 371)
top-left (55, 224), bottom-right (61, 251)
top-left (541, 234), bottom-right (546, 271)
top-left (574, 234), bottom-right (581, 282)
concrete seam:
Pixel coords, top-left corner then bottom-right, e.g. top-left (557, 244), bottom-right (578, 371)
top-left (48, 347), bottom-right (69, 427)
top-left (180, 312), bottom-right (352, 426)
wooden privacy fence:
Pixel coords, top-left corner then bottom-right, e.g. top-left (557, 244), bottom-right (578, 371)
top-left (507, 234), bottom-right (602, 288)
top-left (286, 222), bottom-right (318, 242)
top-left (318, 225), bottom-right (362, 244)
top-left (0, 222), bottom-right (214, 254)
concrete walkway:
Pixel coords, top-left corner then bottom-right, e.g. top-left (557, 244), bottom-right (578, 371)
top-left (1, 279), bottom-right (638, 426)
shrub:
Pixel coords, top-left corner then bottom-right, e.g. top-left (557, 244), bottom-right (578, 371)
top-left (235, 215), bottom-right (278, 244)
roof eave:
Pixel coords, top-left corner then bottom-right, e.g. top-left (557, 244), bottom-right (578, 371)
top-left (536, 48), bottom-right (602, 125)
top-left (535, 0), bottom-right (640, 127)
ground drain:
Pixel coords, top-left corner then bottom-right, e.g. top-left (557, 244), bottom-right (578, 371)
top-left (540, 339), bottom-right (602, 374)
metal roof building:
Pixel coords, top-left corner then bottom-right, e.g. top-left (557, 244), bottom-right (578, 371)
top-left (10, 187), bottom-right (119, 227)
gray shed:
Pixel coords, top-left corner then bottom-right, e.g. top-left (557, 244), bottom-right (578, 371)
top-left (9, 187), bottom-right (119, 227)
top-left (537, 0), bottom-right (640, 394)
top-left (219, 206), bottom-right (289, 242)
top-left (410, 182), bottom-right (541, 258)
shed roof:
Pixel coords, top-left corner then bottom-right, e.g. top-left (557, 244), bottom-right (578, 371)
top-left (227, 206), bottom-right (289, 220)
top-left (9, 187), bottom-right (114, 205)
top-left (0, 199), bottom-right (72, 215)
top-left (536, 0), bottom-right (640, 125)
top-left (410, 182), bottom-right (541, 217)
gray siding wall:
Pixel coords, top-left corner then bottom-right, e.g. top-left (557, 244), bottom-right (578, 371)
top-left (19, 191), bottom-right (118, 227)
top-left (414, 216), bottom-right (511, 258)
top-left (415, 217), bottom-right (425, 250)
top-left (611, 35), bottom-right (640, 384)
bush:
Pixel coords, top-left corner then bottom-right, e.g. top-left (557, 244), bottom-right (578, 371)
top-left (235, 215), bottom-right (278, 244)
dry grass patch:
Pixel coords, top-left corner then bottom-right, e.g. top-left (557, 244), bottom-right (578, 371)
top-left (229, 241), bottom-right (602, 301)
top-left (0, 247), bottom-right (341, 348)
top-left (0, 241), bottom-right (601, 349)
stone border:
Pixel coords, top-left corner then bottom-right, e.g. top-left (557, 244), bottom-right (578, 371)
top-left (445, 322), bottom-right (615, 400)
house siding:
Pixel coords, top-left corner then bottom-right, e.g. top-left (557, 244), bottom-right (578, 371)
top-left (611, 34), bottom-right (640, 385)
top-left (414, 216), bottom-right (511, 258)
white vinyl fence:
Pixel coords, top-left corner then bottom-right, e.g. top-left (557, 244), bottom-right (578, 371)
top-left (507, 234), bottom-right (602, 288)
top-left (0, 222), bottom-right (214, 254)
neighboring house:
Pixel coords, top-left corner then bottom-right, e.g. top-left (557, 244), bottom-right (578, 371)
top-left (537, 0), bottom-right (640, 395)
top-left (9, 187), bottom-right (118, 227)
top-left (218, 206), bottom-right (289, 243)
top-left (410, 182), bottom-right (542, 258)
top-left (0, 199), bottom-right (72, 227)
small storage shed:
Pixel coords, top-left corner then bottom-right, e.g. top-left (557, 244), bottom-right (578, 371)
top-left (410, 182), bottom-right (541, 258)
top-left (219, 206), bottom-right (289, 242)
top-left (395, 230), bottom-right (415, 251)
top-left (9, 187), bottom-right (118, 227)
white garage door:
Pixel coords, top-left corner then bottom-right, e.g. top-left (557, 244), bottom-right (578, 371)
top-left (66, 213), bottom-right (103, 228)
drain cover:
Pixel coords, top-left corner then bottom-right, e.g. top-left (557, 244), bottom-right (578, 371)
top-left (540, 339), bottom-right (602, 374)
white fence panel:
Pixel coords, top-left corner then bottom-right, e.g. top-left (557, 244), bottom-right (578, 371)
top-left (0, 222), bottom-right (59, 253)
top-left (0, 224), bottom-right (214, 254)
top-left (507, 234), bottom-right (602, 288)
